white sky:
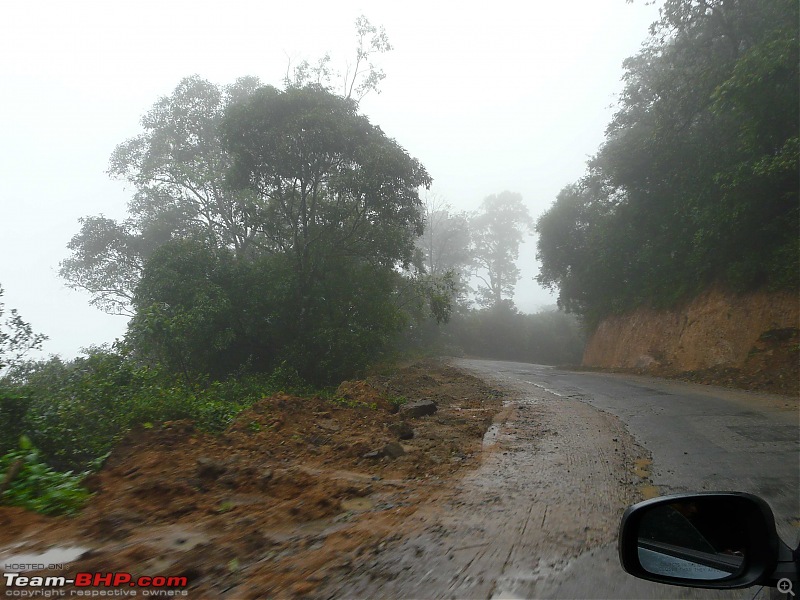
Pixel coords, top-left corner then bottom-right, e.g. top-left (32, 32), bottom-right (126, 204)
top-left (0, 0), bottom-right (661, 360)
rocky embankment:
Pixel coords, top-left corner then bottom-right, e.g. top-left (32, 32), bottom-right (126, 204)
top-left (583, 286), bottom-right (799, 396)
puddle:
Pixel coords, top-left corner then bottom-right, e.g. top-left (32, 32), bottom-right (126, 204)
top-left (483, 424), bottom-right (501, 448)
top-left (639, 484), bottom-right (660, 499)
top-left (632, 457), bottom-right (651, 479)
top-left (0, 546), bottom-right (89, 570)
top-left (631, 457), bottom-right (659, 498)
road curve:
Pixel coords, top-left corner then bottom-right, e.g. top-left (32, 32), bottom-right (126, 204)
top-left (457, 360), bottom-right (799, 541)
top-left (317, 359), bottom-right (798, 600)
top-left (456, 359), bottom-right (799, 599)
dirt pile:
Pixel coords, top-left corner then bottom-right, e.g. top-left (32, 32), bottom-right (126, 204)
top-left (583, 286), bottom-right (799, 396)
top-left (0, 360), bottom-right (504, 598)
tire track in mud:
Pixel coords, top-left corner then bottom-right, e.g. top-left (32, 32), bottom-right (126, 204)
top-left (315, 367), bottom-right (650, 600)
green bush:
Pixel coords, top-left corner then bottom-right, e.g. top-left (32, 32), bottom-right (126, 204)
top-left (7, 349), bottom-right (317, 472)
top-left (0, 436), bottom-right (90, 516)
top-left (0, 386), bottom-right (29, 455)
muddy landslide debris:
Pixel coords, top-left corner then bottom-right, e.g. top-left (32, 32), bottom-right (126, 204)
top-left (398, 398), bottom-right (438, 418)
top-left (0, 359), bottom-right (503, 599)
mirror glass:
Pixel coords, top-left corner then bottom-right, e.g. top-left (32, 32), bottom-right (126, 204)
top-left (637, 497), bottom-right (747, 580)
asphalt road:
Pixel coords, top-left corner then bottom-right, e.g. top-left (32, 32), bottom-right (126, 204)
top-left (455, 359), bottom-right (799, 599)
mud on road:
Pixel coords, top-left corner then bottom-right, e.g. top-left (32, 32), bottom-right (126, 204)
top-left (317, 360), bottom-right (650, 599)
top-left (0, 360), bottom-right (649, 598)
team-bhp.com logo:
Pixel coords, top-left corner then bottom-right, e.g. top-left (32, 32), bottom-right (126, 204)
top-left (3, 572), bottom-right (188, 597)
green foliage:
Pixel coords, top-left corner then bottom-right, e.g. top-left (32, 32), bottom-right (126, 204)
top-left (128, 233), bottom-right (418, 384)
top-left (4, 347), bottom-right (313, 472)
top-left (0, 386), bottom-right (29, 455)
top-left (387, 394), bottom-right (408, 408)
top-left (16, 350), bottom-right (181, 469)
top-left (282, 258), bottom-right (412, 384)
top-left (0, 437), bottom-right (90, 516)
top-left (222, 84), bottom-right (430, 270)
top-left (128, 239), bottom-right (240, 379)
top-left (537, 0), bottom-right (799, 325)
top-left (0, 284), bottom-right (47, 373)
top-left (64, 73), bottom-right (435, 386)
top-left (60, 76), bottom-right (264, 316)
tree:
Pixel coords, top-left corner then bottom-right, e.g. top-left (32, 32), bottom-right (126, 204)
top-left (61, 19), bottom-right (442, 383)
top-left (61, 16), bottom-right (397, 319)
top-left (286, 15), bottom-right (392, 103)
top-left (220, 84), bottom-right (431, 382)
top-left (537, 0), bottom-right (798, 323)
top-left (417, 194), bottom-right (471, 278)
top-left (0, 285), bottom-right (47, 375)
top-left (222, 84), bottom-right (430, 282)
top-left (471, 192), bottom-right (533, 310)
top-left (414, 193), bottom-right (472, 320)
top-left (60, 76), bottom-right (264, 316)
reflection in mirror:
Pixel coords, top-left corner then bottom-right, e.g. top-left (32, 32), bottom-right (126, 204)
top-left (637, 498), bottom-right (747, 580)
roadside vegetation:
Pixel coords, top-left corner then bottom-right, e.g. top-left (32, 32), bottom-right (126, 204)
top-left (0, 436), bottom-right (90, 516)
top-left (536, 0), bottom-right (798, 326)
top-left (1, 1), bottom-right (795, 515)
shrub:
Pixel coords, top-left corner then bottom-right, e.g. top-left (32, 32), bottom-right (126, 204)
top-left (0, 386), bottom-right (29, 455)
top-left (9, 349), bottom-right (317, 471)
top-left (0, 436), bottom-right (90, 516)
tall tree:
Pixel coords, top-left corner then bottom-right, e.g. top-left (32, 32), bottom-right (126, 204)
top-left (60, 76), bottom-right (263, 315)
top-left (220, 84), bottom-right (431, 381)
top-left (418, 194), bottom-right (471, 279)
top-left (61, 17), bottom-right (444, 383)
top-left (222, 85), bottom-right (430, 269)
top-left (286, 15), bottom-right (392, 102)
top-left (61, 16), bottom-right (394, 318)
top-left (471, 192), bottom-right (533, 310)
top-left (537, 0), bottom-right (798, 323)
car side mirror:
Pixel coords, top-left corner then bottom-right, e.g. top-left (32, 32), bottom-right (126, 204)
top-left (619, 492), bottom-right (782, 589)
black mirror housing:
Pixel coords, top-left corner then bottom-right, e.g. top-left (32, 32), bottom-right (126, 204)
top-left (619, 492), bottom-right (781, 589)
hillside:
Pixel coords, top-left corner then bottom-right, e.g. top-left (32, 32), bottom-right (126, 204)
top-left (582, 286), bottom-right (799, 396)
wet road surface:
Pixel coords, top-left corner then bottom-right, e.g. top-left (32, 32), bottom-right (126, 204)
top-left (459, 360), bottom-right (799, 542)
top-left (458, 359), bottom-right (799, 599)
top-left (317, 359), bottom-right (798, 599)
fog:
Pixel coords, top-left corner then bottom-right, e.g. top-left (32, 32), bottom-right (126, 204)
top-left (0, 0), bottom-right (660, 359)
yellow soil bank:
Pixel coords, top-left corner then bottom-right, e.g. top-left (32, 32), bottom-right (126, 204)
top-left (583, 286), bottom-right (799, 374)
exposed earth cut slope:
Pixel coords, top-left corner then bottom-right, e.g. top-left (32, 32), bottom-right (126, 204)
top-left (583, 286), bottom-right (799, 396)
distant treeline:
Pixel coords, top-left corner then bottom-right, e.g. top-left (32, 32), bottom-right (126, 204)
top-left (407, 306), bottom-right (586, 366)
top-left (537, 0), bottom-right (799, 326)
